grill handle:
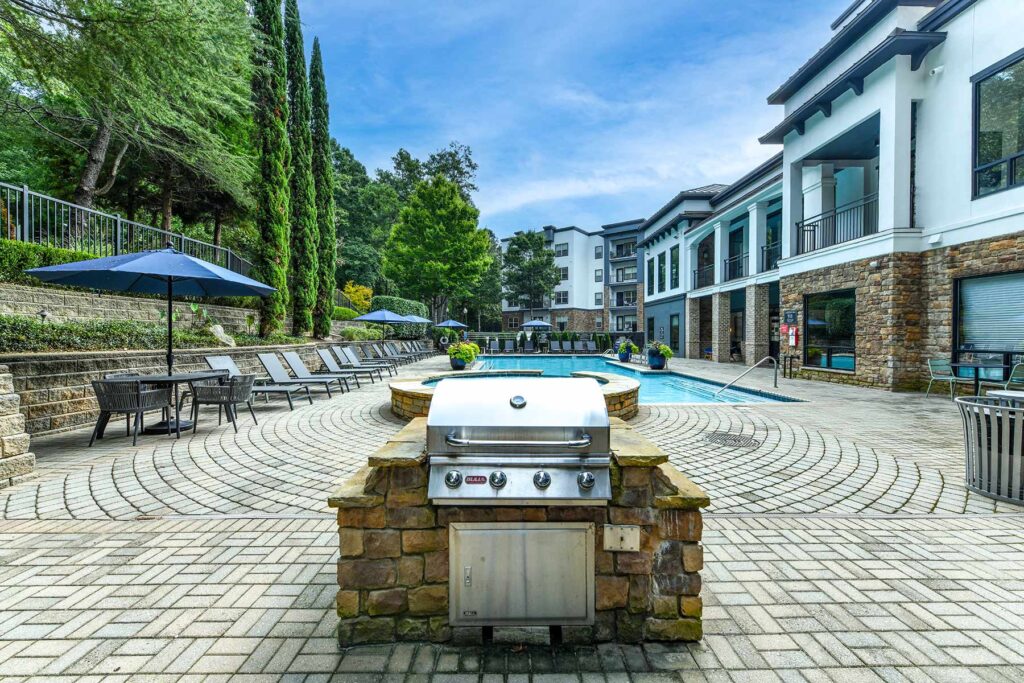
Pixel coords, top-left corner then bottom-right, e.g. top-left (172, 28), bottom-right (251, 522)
top-left (444, 433), bottom-right (592, 449)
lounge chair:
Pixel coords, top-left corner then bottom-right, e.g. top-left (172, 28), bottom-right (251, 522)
top-left (190, 374), bottom-right (257, 433)
top-left (488, 340), bottom-right (499, 354)
top-left (585, 341), bottom-right (597, 353)
top-left (397, 341), bottom-right (427, 360)
top-left (524, 340), bottom-right (535, 353)
top-left (503, 340), bottom-right (514, 353)
top-left (317, 348), bottom-right (383, 383)
top-left (369, 343), bottom-right (411, 365)
top-left (333, 345), bottom-right (396, 377)
top-left (282, 351), bottom-right (358, 389)
top-left (205, 355), bottom-right (313, 409)
top-left (383, 342), bottom-right (420, 363)
top-left (258, 353), bottom-right (346, 397)
top-left (926, 358), bottom-right (967, 399)
top-left (573, 341), bottom-right (586, 354)
top-left (549, 341), bottom-right (561, 353)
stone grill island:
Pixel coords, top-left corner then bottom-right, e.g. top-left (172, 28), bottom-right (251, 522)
top-left (328, 377), bottom-right (709, 645)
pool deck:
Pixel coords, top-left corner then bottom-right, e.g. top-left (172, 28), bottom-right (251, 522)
top-left (1, 353), bottom-right (1023, 680)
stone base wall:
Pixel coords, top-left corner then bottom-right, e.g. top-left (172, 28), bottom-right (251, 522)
top-left (0, 365), bottom-right (34, 488)
top-left (0, 341), bottom-right (378, 436)
top-left (0, 282), bottom-right (281, 334)
top-left (329, 419), bottom-right (709, 646)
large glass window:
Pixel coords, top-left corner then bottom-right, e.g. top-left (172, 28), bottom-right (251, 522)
top-left (657, 252), bottom-right (666, 292)
top-left (804, 290), bottom-right (856, 371)
top-left (616, 291), bottom-right (636, 307)
top-left (616, 265), bottom-right (637, 283)
top-left (554, 242), bottom-right (569, 257)
top-left (957, 271), bottom-right (1024, 379)
top-left (615, 314), bottom-right (637, 332)
top-left (646, 259), bottom-right (654, 295)
top-left (670, 313), bottom-right (680, 352)
top-left (670, 246), bottom-right (679, 289)
top-left (646, 317), bottom-right (655, 343)
top-left (975, 52), bottom-right (1024, 196)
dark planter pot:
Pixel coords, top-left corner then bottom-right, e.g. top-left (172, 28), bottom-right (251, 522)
top-left (449, 357), bottom-right (467, 370)
top-left (617, 352), bottom-right (631, 363)
top-left (648, 351), bottom-right (667, 370)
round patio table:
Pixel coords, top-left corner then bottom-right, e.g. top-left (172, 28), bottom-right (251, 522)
top-left (950, 362), bottom-right (1009, 396)
top-left (105, 370), bottom-right (229, 437)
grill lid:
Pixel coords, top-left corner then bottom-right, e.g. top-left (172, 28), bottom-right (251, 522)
top-left (427, 377), bottom-right (609, 455)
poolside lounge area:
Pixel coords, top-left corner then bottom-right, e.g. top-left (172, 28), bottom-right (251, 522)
top-left (2, 353), bottom-right (1024, 679)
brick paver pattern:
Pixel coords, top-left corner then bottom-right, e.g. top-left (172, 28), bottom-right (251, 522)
top-left (0, 355), bottom-right (1022, 681)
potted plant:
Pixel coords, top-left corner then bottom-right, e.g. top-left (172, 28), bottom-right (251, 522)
top-left (647, 341), bottom-right (674, 370)
top-left (617, 340), bottom-right (639, 363)
top-left (447, 341), bottom-right (479, 370)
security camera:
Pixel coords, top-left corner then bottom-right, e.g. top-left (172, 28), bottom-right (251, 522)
top-left (929, 65), bottom-right (944, 77)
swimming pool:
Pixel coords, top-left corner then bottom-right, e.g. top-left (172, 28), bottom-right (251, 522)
top-left (474, 355), bottom-right (793, 404)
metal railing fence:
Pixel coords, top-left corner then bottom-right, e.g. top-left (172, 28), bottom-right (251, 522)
top-left (796, 193), bottom-right (878, 255)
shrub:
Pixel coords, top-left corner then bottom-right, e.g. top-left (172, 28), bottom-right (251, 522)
top-left (370, 294), bottom-right (429, 339)
top-left (339, 325), bottom-right (386, 341)
top-left (342, 281), bottom-right (372, 313)
top-left (447, 341), bottom-right (479, 363)
top-left (648, 341), bottom-right (674, 359)
top-left (617, 340), bottom-right (639, 355)
top-left (332, 306), bottom-right (358, 321)
top-left (0, 239), bottom-right (96, 285)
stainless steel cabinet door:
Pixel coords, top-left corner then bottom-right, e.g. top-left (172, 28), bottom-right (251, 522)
top-left (449, 522), bottom-right (595, 626)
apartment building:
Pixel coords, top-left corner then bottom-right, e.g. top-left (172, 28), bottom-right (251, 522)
top-left (500, 222), bottom-right (645, 333)
top-left (632, 0), bottom-right (1024, 390)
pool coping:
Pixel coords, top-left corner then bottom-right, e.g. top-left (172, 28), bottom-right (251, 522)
top-left (475, 354), bottom-right (803, 404)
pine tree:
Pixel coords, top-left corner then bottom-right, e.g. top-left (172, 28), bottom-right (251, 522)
top-left (310, 37), bottom-right (338, 339)
top-left (251, 0), bottom-right (291, 336)
top-left (284, 0), bottom-right (319, 335)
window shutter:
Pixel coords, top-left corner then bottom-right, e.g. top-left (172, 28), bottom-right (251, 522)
top-left (960, 272), bottom-right (1024, 351)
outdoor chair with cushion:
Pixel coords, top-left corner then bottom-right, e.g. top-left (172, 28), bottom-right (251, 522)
top-left (503, 340), bottom-right (514, 353)
top-left (257, 353), bottom-right (345, 397)
top-left (90, 378), bottom-right (173, 447)
top-left (190, 374), bottom-right (257, 433)
top-left (205, 355), bottom-right (312, 409)
top-left (573, 341), bottom-right (586, 353)
top-left (333, 345), bottom-right (396, 377)
top-left (926, 358), bottom-right (967, 399)
top-left (282, 351), bottom-right (357, 389)
top-left (488, 340), bottom-right (499, 354)
top-left (524, 340), bottom-right (535, 353)
top-left (317, 347), bottom-right (382, 383)
top-left (549, 341), bottom-right (561, 353)
top-left (585, 341), bottom-right (597, 353)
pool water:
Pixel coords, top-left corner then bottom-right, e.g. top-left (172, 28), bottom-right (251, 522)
top-left (473, 355), bottom-right (791, 404)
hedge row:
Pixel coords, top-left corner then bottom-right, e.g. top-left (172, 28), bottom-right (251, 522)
top-left (332, 306), bottom-right (358, 321)
top-left (0, 239), bottom-right (97, 285)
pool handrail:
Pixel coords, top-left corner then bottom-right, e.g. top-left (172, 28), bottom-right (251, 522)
top-left (714, 356), bottom-right (779, 395)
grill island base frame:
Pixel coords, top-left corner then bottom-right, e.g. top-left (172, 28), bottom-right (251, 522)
top-left (328, 417), bottom-right (710, 645)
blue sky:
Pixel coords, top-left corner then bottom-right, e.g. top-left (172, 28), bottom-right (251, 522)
top-left (300, 0), bottom-right (849, 237)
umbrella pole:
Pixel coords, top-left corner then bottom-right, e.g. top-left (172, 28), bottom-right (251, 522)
top-left (166, 279), bottom-right (174, 375)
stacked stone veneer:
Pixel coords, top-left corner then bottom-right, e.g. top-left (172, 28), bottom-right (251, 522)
top-left (328, 417), bottom-right (710, 645)
top-left (0, 282), bottom-right (274, 333)
top-left (0, 365), bottom-right (34, 488)
top-left (0, 341), bottom-right (375, 436)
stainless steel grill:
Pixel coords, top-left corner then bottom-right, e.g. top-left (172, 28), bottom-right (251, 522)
top-left (426, 377), bottom-right (612, 506)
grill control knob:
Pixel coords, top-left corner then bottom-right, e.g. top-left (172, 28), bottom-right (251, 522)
top-left (444, 470), bottom-right (462, 488)
top-left (577, 471), bottom-right (596, 490)
top-left (533, 471), bottom-right (551, 489)
top-left (489, 471), bottom-right (507, 489)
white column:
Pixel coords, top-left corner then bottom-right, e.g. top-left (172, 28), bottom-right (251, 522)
top-left (801, 163), bottom-right (836, 218)
top-left (713, 221), bottom-right (727, 285)
top-left (748, 201), bottom-right (767, 275)
top-left (878, 55), bottom-right (913, 232)
top-left (782, 156), bottom-right (802, 259)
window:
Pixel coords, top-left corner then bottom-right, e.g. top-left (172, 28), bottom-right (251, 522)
top-left (615, 291), bottom-right (636, 307)
top-left (670, 246), bottom-right (679, 289)
top-left (595, 292), bottom-right (603, 306)
top-left (556, 317), bottom-right (568, 331)
top-left (957, 272), bottom-right (1024, 380)
top-left (595, 245), bottom-right (603, 259)
top-left (974, 51), bottom-right (1024, 196)
top-left (646, 317), bottom-right (655, 343)
top-left (616, 265), bottom-right (636, 283)
top-left (613, 241), bottom-right (636, 259)
top-left (670, 313), bottom-right (680, 352)
top-left (554, 291), bottom-right (568, 305)
top-left (657, 252), bottom-right (666, 292)
top-left (615, 315), bottom-right (637, 332)
top-left (508, 317), bottom-right (520, 329)
top-left (558, 266), bottom-right (569, 281)
top-left (594, 268), bottom-right (603, 282)
top-left (646, 259), bottom-right (654, 295)
top-left (804, 289), bottom-right (856, 371)
top-left (594, 317), bottom-right (604, 330)
top-left (554, 242), bottom-right (569, 257)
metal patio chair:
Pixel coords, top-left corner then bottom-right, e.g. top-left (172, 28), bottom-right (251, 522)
top-left (90, 378), bottom-right (172, 447)
top-left (190, 374), bottom-right (258, 433)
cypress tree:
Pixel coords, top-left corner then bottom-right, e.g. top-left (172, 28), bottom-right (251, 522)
top-left (251, 0), bottom-right (290, 336)
top-left (310, 37), bottom-right (338, 339)
top-left (284, 0), bottom-right (319, 335)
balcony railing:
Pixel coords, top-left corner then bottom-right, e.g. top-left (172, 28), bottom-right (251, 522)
top-left (1, 181), bottom-right (253, 275)
top-left (692, 264), bottom-right (714, 289)
top-left (796, 193), bottom-right (878, 255)
top-left (723, 253), bottom-right (748, 281)
top-left (609, 249), bottom-right (636, 261)
top-left (761, 241), bottom-right (781, 271)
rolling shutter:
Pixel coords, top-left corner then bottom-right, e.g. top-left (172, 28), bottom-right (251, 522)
top-left (960, 272), bottom-right (1024, 351)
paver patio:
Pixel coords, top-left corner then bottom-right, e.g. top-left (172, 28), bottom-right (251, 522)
top-left (1, 354), bottom-right (1022, 681)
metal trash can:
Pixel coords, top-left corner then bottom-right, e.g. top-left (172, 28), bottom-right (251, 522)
top-left (956, 396), bottom-right (1024, 505)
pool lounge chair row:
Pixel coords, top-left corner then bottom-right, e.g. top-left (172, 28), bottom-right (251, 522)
top-left (549, 340), bottom-right (599, 354)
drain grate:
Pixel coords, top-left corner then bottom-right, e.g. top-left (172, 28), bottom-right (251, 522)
top-left (703, 432), bottom-right (761, 448)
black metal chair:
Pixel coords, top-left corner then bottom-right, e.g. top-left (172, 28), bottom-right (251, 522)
top-left (190, 374), bottom-right (258, 433)
top-left (90, 379), bottom-right (172, 447)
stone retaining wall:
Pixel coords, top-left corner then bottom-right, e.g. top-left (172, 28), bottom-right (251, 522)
top-left (0, 365), bottom-right (33, 488)
top-left (0, 282), bottom-right (273, 333)
top-left (328, 418), bottom-right (709, 645)
top-left (0, 342), bottom-right (377, 436)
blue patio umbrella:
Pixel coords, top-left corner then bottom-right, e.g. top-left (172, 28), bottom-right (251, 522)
top-left (435, 319), bottom-right (468, 329)
top-left (521, 320), bottom-right (552, 330)
top-left (353, 309), bottom-right (411, 338)
top-left (402, 314), bottom-right (433, 324)
top-left (25, 244), bottom-right (275, 375)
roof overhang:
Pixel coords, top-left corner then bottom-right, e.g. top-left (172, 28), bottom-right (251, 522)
top-left (759, 29), bottom-right (946, 145)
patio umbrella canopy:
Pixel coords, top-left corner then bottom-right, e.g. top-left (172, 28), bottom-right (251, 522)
top-left (521, 320), bottom-right (552, 329)
top-left (435, 319), bottom-right (468, 329)
top-left (353, 309), bottom-right (411, 338)
top-left (402, 315), bottom-right (433, 324)
top-left (25, 245), bottom-right (276, 374)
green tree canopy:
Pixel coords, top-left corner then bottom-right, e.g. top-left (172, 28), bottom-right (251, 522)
top-left (383, 176), bottom-right (491, 321)
top-left (501, 230), bottom-right (560, 318)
